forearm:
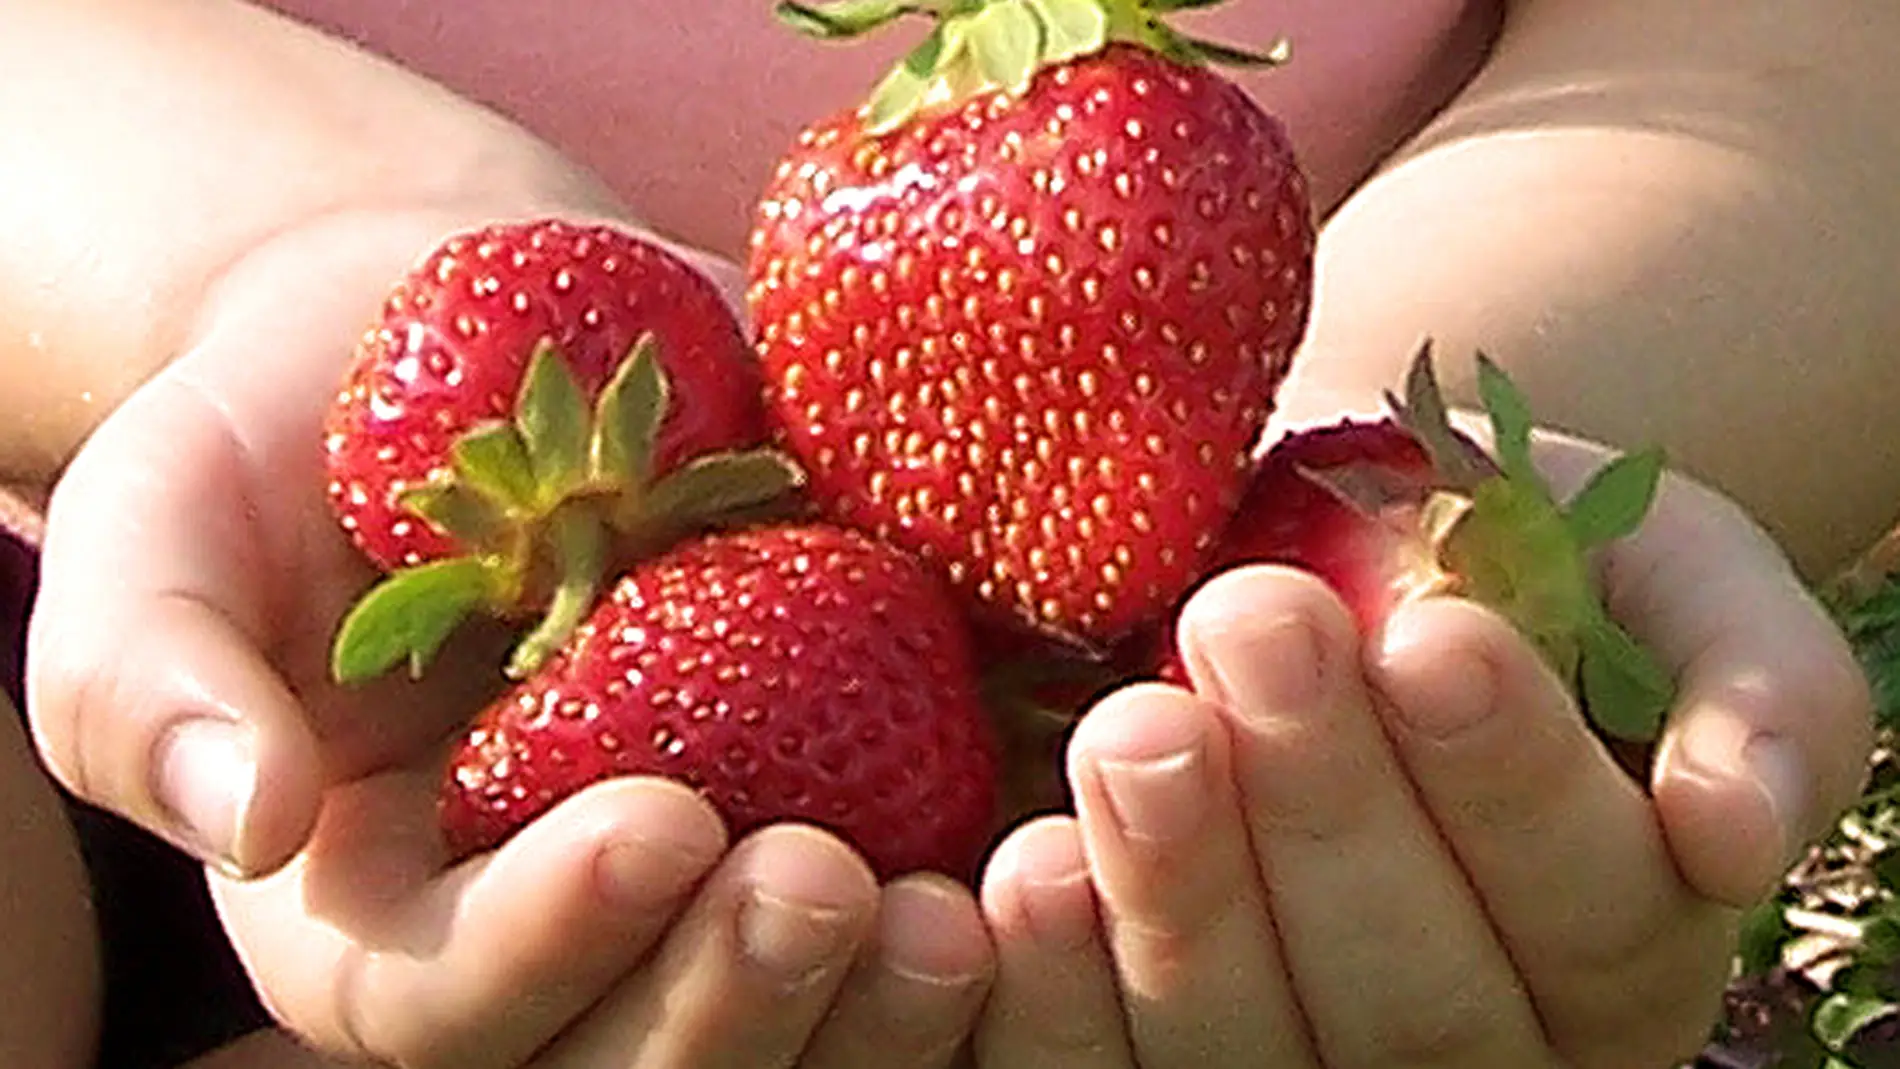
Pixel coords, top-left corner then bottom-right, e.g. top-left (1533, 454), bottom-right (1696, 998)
top-left (0, 0), bottom-right (697, 493)
top-left (1278, 0), bottom-right (1900, 577)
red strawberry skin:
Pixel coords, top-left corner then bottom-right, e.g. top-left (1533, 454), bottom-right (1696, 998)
top-left (747, 45), bottom-right (1314, 648)
top-left (1214, 419), bottom-right (1438, 633)
top-left (439, 523), bottom-right (1000, 880)
top-left (1148, 419), bottom-right (1435, 683)
top-left (326, 219), bottom-right (764, 574)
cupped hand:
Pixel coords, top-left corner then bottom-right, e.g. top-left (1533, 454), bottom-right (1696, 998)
top-left (23, 207), bottom-right (998, 1068)
top-left (973, 434), bottom-right (1872, 1069)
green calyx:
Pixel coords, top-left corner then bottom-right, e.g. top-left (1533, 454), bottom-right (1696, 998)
top-left (1386, 344), bottom-right (1676, 743)
top-left (330, 334), bottom-right (805, 686)
top-left (775, 0), bottom-right (1288, 133)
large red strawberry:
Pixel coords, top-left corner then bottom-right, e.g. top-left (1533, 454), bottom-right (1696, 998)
top-left (324, 219), bottom-right (797, 683)
top-left (1165, 346), bottom-right (1678, 742)
top-left (438, 522), bottom-right (1001, 880)
top-left (748, 0), bottom-right (1315, 652)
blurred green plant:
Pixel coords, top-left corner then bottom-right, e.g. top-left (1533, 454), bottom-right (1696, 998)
top-left (1703, 524), bottom-right (1900, 1068)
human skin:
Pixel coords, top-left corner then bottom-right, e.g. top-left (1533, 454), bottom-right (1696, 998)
top-left (6, 1), bottom-right (1898, 574)
top-left (0, 0), bottom-right (1889, 1066)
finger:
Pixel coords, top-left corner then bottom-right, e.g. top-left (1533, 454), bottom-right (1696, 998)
top-left (1601, 471), bottom-right (1872, 904)
top-left (1372, 596), bottom-right (1734, 1068)
top-left (1529, 437), bottom-right (1873, 904)
top-left (975, 815), bottom-right (1133, 1069)
top-left (26, 213), bottom-right (526, 875)
top-left (213, 773), bottom-right (727, 1069)
top-left (1178, 565), bottom-right (1549, 1069)
top-left (1065, 683), bottom-right (1315, 1067)
top-left (800, 874), bottom-right (994, 1069)
top-left (28, 375), bottom-right (327, 876)
top-left (536, 822), bottom-right (880, 1069)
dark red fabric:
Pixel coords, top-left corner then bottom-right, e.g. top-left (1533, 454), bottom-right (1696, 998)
top-left (0, 527), bottom-right (30, 710)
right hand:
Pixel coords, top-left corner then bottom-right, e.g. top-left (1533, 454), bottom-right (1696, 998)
top-left (24, 206), bottom-right (996, 1069)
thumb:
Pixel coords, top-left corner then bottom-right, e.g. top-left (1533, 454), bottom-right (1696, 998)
top-left (28, 374), bottom-right (324, 877)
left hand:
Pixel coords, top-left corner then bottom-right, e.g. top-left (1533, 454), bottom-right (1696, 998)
top-left (970, 439), bottom-right (1872, 1069)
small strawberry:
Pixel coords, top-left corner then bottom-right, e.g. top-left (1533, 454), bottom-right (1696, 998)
top-left (438, 522), bottom-right (1001, 880)
top-left (748, 0), bottom-right (1315, 651)
top-left (1166, 345), bottom-right (1677, 742)
top-left (325, 219), bottom-right (798, 683)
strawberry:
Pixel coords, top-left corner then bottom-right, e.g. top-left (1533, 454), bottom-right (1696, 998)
top-left (747, 0), bottom-right (1315, 652)
top-left (1165, 346), bottom-right (1677, 742)
top-left (438, 522), bottom-right (1001, 880)
top-left (1206, 417), bottom-right (1443, 636)
top-left (324, 219), bottom-right (799, 683)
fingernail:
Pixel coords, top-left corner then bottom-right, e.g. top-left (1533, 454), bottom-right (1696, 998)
top-left (1002, 827), bottom-right (1097, 950)
top-left (1199, 616), bottom-right (1328, 718)
top-left (153, 718), bottom-right (256, 874)
top-left (876, 878), bottom-right (988, 997)
top-left (739, 889), bottom-right (854, 987)
top-left (1745, 734), bottom-right (1808, 856)
top-left (595, 805), bottom-right (725, 909)
top-left (1095, 743), bottom-right (1208, 843)
top-left (734, 839), bottom-right (870, 987)
top-left (1382, 644), bottom-right (1498, 739)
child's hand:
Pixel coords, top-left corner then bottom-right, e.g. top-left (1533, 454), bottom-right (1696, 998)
top-left (973, 447), bottom-right (1871, 1068)
top-left (20, 210), bottom-right (996, 1068)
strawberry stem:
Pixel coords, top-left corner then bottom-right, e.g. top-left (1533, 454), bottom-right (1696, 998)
top-left (506, 506), bottom-right (608, 679)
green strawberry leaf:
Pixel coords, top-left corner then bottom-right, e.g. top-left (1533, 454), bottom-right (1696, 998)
top-left (505, 508), bottom-right (607, 680)
top-left (450, 422), bottom-right (539, 513)
top-left (1813, 991), bottom-right (1898, 1052)
top-left (1857, 618), bottom-right (1900, 731)
top-left (1839, 579), bottom-right (1900, 632)
top-left (1828, 568), bottom-right (1900, 729)
top-left (866, 22), bottom-right (963, 132)
top-left (1388, 341), bottom-right (1495, 491)
top-left (1575, 606), bottom-right (1674, 741)
top-left (1736, 896), bottom-right (1793, 977)
top-left (1861, 913), bottom-right (1900, 971)
top-left (590, 334), bottom-right (670, 492)
top-left (1161, 28), bottom-right (1290, 67)
top-left (966, 0), bottom-right (1045, 91)
top-left (638, 449), bottom-right (808, 532)
top-left (396, 481), bottom-right (509, 548)
top-left (515, 340), bottom-right (591, 506)
top-left (1022, 0), bottom-right (1108, 62)
top-left (1446, 478), bottom-right (1595, 646)
top-left (1475, 354), bottom-right (1546, 498)
top-left (331, 556), bottom-right (500, 684)
top-left (774, 0), bottom-right (930, 38)
top-left (1563, 447), bottom-right (1665, 550)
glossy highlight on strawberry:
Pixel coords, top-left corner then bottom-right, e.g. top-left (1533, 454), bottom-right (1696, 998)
top-left (749, 25), bottom-right (1315, 650)
top-left (439, 523), bottom-right (1001, 880)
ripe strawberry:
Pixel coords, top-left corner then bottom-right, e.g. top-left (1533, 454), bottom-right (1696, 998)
top-left (1165, 346), bottom-right (1678, 742)
top-left (748, 0), bottom-right (1315, 651)
top-left (438, 522), bottom-right (1001, 880)
top-left (1207, 418), bottom-right (1443, 636)
top-left (324, 219), bottom-right (798, 683)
